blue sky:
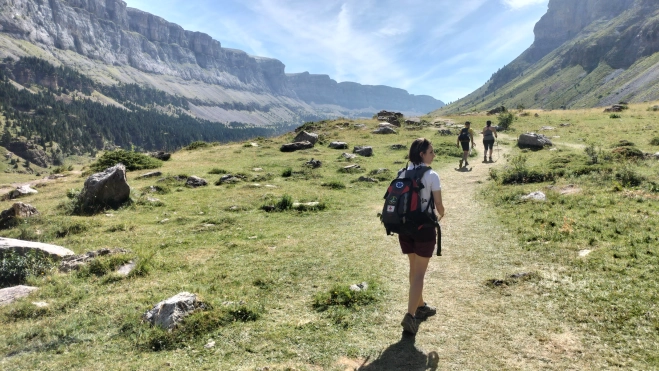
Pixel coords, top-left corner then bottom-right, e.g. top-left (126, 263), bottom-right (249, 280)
top-left (124, 0), bottom-right (549, 103)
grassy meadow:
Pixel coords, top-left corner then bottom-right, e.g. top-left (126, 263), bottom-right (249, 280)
top-left (1, 103), bottom-right (659, 370)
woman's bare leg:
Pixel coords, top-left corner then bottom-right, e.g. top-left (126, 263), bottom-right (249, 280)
top-left (407, 253), bottom-right (430, 315)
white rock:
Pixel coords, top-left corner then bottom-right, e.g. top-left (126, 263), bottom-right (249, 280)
top-left (0, 237), bottom-right (74, 258)
top-left (578, 250), bottom-right (592, 257)
top-left (143, 292), bottom-right (201, 330)
top-left (521, 191), bottom-right (546, 201)
top-left (0, 286), bottom-right (38, 306)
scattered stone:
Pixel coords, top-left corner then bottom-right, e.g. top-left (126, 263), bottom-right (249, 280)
top-left (510, 272), bottom-right (531, 279)
top-left (371, 168), bottom-right (389, 175)
top-left (116, 261), bottom-right (137, 276)
top-left (1, 202), bottom-right (39, 229)
top-left (376, 110), bottom-right (402, 126)
top-left (186, 176), bottom-right (208, 188)
top-left (341, 153), bottom-right (357, 160)
top-left (4, 152), bottom-right (13, 160)
top-left (372, 126), bottom-right (397, 134)
top-left (578, 250), bottom-right (592, 257)
top-left (539, 126), bottom-right (555, 131)
top-left (143, 292), bottom-right (204, 330)
top-left (0, 286), bottom-right (38, 306)
top-left (550, 148), bottom-right (558, 151)
top-left (560, 123), bottom-right (571, 127)
top-left (353, 146), bottom-right (373, 157)
top-left (390, 144), bottom-right (407, 150)
top-left (249, 142), bottom-right (259, 147)
top-left (137, 171), bottom-right (162, 179)
top-left (2, 185), bottom-right (38, 200)
top-left (654, 152), bottom-right (659, 159)
top-left (349, 282), bottom-right (369, 292)
top-left (438, 129), bottom-right (453, 136)
top-left (252, 168), bottom-right (263, 172)
top-left (342, 164), bottom-right (361, 172)
top-left (604, 105), bottom-right (625, 113)
top-left (293, 131), bottom-right (319, 145)
top-left (305, 159), bottom-right (322, 168)
top-left (353, 124), bottom-right (366, 129)
top-left (280, 141), bottom-right (314, 152)
top-left (160, 218), bottom-right (170, 223)
top-left (265, 185), bottom-right (277, 188)
top-left (218, 175), bottom-right (241, 184)
top-left (46, 174), bottom-right (65, 180)
top-left (59, 248), bottom-right (128, 272)
top-left (521, 191), bottom-right (546, 201)
top-left (518, 133), bottom-right (553, 149)
top-left (329, 142), bottom-right (348, 149)
top-left (78, 164), bottom-right (131, 213)
top-left (0, 237), bottom-right (74, 259)
top-left (32, 301), bottom-right (49, 307)
top-left (150, 151), bottom-right (171, 161)
top-left (357, 176), bottom-right (378, 183)
top-left (204, 340), bottom-right (216, 349)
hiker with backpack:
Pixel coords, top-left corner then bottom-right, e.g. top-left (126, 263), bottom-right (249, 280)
top-left (381, 138), bottom-right (445, 335)
top-left (456, 121), bottom-right (475, 168)
top-left (482, 120), bottom-right (498, 162)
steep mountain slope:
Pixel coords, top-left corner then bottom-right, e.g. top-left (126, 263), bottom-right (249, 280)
top-left (438, 0), bottom-right (659, 113)
top-left (0, 0), bottom-right (443, 127)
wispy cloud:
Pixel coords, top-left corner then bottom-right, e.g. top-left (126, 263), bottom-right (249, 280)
top-left (501, 0), bottom-right (548, 10)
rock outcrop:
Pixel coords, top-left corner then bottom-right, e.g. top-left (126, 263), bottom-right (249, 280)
top-left (0, 237), bottom-right (75, 258)
top-left (78, 164), bottom-right (131, 213)
top-left (0, 0), bottom-right (444, 123)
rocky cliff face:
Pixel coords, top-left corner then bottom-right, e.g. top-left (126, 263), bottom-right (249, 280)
top-left (441, 0), bottom-right (659, 113)
top-left (0, 0), bottom-right (443, 122)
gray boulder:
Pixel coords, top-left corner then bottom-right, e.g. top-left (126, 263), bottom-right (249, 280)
top-left (518, 133), bottom-right (553, 149)
top-left (0, 202), bottom-right (39, 229)
top-left (186, 176), bottom-right (208, 187)
top-left (329, 141), bottom-right (348, 149)
top-left (150, 151), bottom-right (171, 161)
top-left (3, 185), bottom-right (38, 200)
top-left (143, 292), bottom-right (204, 330)
top-left (293, 131), bottom-right (319, 145)
top-left (342, 153), bottom-right (357, 160)
top-left (218, 175), bottom-right (241, 184)
top-left (78, 164), bottom-right (131, 213)
top-left (137, 171), bottom-right (162, 179)
top-left (0, 237), bottom-right (75, 259)
top-left (372, 126), bottom-right (397, 134)
top-left (0, 286), bottom-right (38, 306)
top-left (354, 146), bottom-right (374, 157)
top-left (390, 144), bottom-right (407, 150)
top-left (59, 248), bottom-right (128, 272)
top-left (280, 141), bottom-right (314, 152)
top-left (521, 191), bottom-right (546, 201)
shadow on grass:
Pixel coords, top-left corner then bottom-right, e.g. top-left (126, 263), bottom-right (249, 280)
top-left (357, 333), bottom-right (439, 370)
top-left (6, 336), bottom-right (83, 357)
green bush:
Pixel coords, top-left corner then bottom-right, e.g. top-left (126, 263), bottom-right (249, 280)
top-left (610, 114), bottom-right (621, 119)
top-left (650, 137), bottom-right (659, 146)
top-left (185, 141), bottom-right (210, 150)
top-left (322, 181), bottom-right (346, 189)
top-left (615, 166), bottom-right (645, 187)
top-left (208, 168), bottom-right (228, 175)
top-left (313, 283), bottom-right (378, 312)
top-left (1, 250), bottom-right (56, 288)
top-left (89, 150), bottom-right (162, 172)
top-left (76, 254), bottom-right (133, 278)
top-left (281, 168), bottom-right (292, 177)
top-left (497, 112), bottom-right (516, 130)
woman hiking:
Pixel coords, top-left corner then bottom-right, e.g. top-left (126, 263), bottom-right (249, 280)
top-left (482, 120), bottom-right (498, 162)
top-left (399, 138), bottom-right (445, 334)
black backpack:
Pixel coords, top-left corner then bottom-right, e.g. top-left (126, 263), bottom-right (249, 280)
top-left (458, 128), bottom-right (470, 142)
top-left (380, 166), bottom-right (436, 236)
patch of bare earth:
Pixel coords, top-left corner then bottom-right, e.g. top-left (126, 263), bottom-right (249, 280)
top-left (352, 143), bottom-right (602, 370)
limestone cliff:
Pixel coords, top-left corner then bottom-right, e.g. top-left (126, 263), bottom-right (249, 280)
top-left (439, 0), bottom-right (659, 113)
top-left (0, 0), bottom-right (443, 124)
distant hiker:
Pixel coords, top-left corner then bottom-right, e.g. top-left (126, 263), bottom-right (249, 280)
top-left (456, 121), bottom-right (475, 168)
top-left (398, 138), bottom-right (445, 335)
top-left (481, 120), bottom-right (498, 162)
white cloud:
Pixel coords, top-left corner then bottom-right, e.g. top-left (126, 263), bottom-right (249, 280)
top-left (501, 0), bottom-right (548, 10)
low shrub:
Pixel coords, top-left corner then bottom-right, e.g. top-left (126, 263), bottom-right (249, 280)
top-left (610, 114), bottom-right (621, 119)
top-left (615, 166), bottom-right (645, 187)
top-left (612, 146), bottom-right (644, 159)
top-left (281, 167), bottom-right (292, 177)
top-left (313, 283), bottom-right (379, 312)
top-left (322, 181), bottom-right (346, 189)
top-left (89, 150), bottom-right (162, 172)
top-left (76, 254), bottom-right (133, 278)
top-left (1, 250), bottom-right (56, 288)
top-left (650, 137), bottom-right (659, 146)
top-left (497, 111), bottom-right (516, 130)
top-left (208, 168), bottom-right (228, 175)
top-left (185, 141), bottom-right (210, 150)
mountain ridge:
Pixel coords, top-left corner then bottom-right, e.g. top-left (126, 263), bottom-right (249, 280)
top-left (437, 0), bottom-right (659, 114)
top-left (0, 0), bottom-right (443, 125)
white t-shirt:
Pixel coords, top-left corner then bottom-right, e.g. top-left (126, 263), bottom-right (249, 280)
top-left (403, 164), bottom-right (441, 213)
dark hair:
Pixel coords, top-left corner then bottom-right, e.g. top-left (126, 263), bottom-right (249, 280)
top-left (486, 120), bottom-right (492, 126)
top-left (465, 121), bottom-right (471, 125)
top-left (409, 138), bottom-right (432, 165)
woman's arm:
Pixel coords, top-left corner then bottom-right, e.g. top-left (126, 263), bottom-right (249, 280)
top-left (433, 190), bottom-right (444, 219)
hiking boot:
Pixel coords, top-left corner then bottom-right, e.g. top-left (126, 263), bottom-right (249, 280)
top-left (484, 156), bottom-right (487, 162)
top-left (415, 303), bottom-right (437, 320)
top-left (459, 160), bottom-right (463, 168)
top-left (489, 156), bottom-right (493, 162)
top-left (401, 313), bottom-right (418, 334)
top-left (465, 160), bottom-right (469, 166)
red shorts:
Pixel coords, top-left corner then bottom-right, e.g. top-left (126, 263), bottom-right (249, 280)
top-left (398, 227), bottom-right (436, 258)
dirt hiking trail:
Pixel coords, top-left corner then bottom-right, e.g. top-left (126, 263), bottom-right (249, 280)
top-left (348, 141), bottom-right (601, 370)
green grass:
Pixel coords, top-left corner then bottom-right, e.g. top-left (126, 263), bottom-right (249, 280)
top-left (2, 110), bottom-right (659, 369)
